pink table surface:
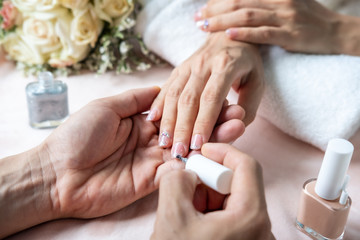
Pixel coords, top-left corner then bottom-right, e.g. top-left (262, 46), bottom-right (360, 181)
top-left (1, 56), bottom-right (359, 240)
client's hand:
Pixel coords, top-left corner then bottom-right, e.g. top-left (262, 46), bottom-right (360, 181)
top-left (195, 0), bottom-right (342, 54)
top-left (0, 87), bottom-right (245, 238)
top-left (151, 143), bottom-right (274, 240)
top-left (146, 32), bottom-right (263, 158)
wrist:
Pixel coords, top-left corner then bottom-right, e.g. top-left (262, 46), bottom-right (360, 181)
top-left (0, 145), bottom-right (59, 238)
top-left (333, 14), bottom-right (360, 56)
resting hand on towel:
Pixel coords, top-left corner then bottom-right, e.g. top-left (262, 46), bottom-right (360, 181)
top-left (0, 87), bottom-right (245, 238)
top-left (152, 143), bottom-right (274, 240)
top-left (195, 0), bottom-right (360, 56)
top-left (146, 32), bottom-right (263, 159)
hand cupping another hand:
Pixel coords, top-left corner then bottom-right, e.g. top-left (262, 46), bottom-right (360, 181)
top-left (195, 0), bottom-right (341, 54)
top-left (42, 87), bottom-right (245, 220)
top-left (146, 32), bottom-right (263, 159)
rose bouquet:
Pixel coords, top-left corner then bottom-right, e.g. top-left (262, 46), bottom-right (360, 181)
top-left (0, 0), bottom-right (160, 76)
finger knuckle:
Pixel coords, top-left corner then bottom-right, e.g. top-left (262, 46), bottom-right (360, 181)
top-left (261, 28), bottom-right (273, 40)
top-left (170, 67), bottom-right (180, 79)
top-left (246, 111), bottom-right (257, 125)
top-left (166, 87), bottom-right (183, 100)
top-left (242, 9), bottom-right (255, 24)
top-left (245, 155), bottom-right (262, 173)
top-left (201, 88), bottom-right (222, 104)
top-left (174, 126), bottom-right (190, 140)
top-left (161, 117), bottom-right (176, 129)
top-left (283, 0), bottom-right (296, 7)
top-left (231, 0), bottom-right (241, 11)
top-left (179, 89), bottom-right (200, 106)
top-left (164, 170), bottom-right (187, 184)
top-left (213, 17), bottom-right (224, 29)
top-left (194, 118), bottom-right (213, 131)
top-left (213, 51), bottom-right (236, 72)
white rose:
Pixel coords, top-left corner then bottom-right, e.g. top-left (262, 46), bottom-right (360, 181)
top-left (71, 4), bottom-right (103, 47)
top-left (2, 32), bottom-right (45, 64)
top-left (58, 0), bottom-right (89, 10)
top-left (12, 0), bottom-right (59, 12)
top-left (22, 17), bottom-right (61, 55)
top-left (94, 0), bottom-right (134, 25)
top-left (49, 12), bottom-right (91, 67)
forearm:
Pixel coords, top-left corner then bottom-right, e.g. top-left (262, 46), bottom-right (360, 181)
top-left (0, 146), bottom-right (57, 238)
top-left (334, 14), bottom-right (360, 56)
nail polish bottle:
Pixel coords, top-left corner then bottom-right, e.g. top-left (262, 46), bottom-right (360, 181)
top-left (296, 138), bottom-right (353, 240)
top-left (176, 154), bottom-right (233, 194)
top-left (26, 72), bottom-right (69, 129)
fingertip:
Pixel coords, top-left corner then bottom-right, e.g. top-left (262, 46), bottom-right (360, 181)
top-left (190, 134), bottom-right (204, 150)
top-left (217, 104), bottom-right (246, 125)
top-left (194, 4), bottom-right (207, 21)
top-left (171, 142), bottom-right (187, 159)
top-left (159, 130), bottom-right (172, 148)
top-left (194, 11), bottom-right (202, 21)
top-left (226, 28), bottom-right (238, 39)
top-left (154, 160), bottom-right (185, 186)
top-left (196, 19), bottom-right (210, 31)
top-left (146, 108), bottom-right (160, 121)
top-left (210, 119), bottom-right (245, 144)
top-left (152, 85), bottom-right (161, 93)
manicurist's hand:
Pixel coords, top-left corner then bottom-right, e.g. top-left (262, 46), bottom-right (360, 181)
top-left (195, 0), bottom-right (359, 55)
top-left (0, 87), bottom-right (245, 238)
top-left (151, 143), bottom-right (274, 240)
top-left (146, 32), bottom-right (263, 158)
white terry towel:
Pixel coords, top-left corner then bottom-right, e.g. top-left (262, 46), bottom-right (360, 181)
top-left (136, 0), bottom-right (360, 151)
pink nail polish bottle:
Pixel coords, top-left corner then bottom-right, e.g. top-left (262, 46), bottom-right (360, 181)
top-left (296, 138), bottom-right (353, 240)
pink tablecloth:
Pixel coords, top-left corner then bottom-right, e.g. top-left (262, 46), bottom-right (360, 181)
top-left (1, 56), bottom-right (359, 239)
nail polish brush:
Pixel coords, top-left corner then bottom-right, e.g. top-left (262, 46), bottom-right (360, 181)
top-left (176, 154), bottom-right (233, 194)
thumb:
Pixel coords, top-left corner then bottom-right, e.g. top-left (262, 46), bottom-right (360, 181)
top-left (157, 170), bottom-right (198, 219)
top-left (103, 86), bottom-right (161, 119)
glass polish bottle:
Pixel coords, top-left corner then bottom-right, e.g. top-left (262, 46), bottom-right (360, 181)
top-left (26, 72), bottom-right (69, 129)
top-left (296, 138), bottom-right (353, 240)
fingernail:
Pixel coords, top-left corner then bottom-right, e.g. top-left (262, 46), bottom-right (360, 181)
top-left (196, 19), bottom-right (209, 30)
top-left (194, 11), bottom-right (202, 21)
top-left (146, 109), bottom-right (158, 121)
top-left (159, 131), bottom-right (171, 147)
top-left (226, 29), bottom-right (236, 38)
top-left (171, 142), bottom-right (186, 158)
top-left (190, 134), bottom-right (203, 150)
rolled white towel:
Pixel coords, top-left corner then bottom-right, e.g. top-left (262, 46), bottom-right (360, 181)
top-left (135, 0), bottom-right (360, 150)
top-left (259, 46), bottom-right (360, 150)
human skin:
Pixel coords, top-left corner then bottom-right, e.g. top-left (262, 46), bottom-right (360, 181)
top-left (0, 87), bottom-right (245, 238)
top-left (151, 143), bottom-right (275, 240)
top-left (146, 31), bottom-right (264, 159)
top-left (195, 0), bottom-right (360, 56)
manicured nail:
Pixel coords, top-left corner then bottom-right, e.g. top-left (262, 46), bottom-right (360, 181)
top-left (194, 4), bottom-right (207, 20)
top-left (196, 19), bottom-right (209, 30)
top-left (194, 11), bottom-right (202, 21)
top-left (146, 109), bottom-right (158, 121)
top-left (226, 29), bottom-right (236, 38)
top-left (159, 131), bottom-right (171, 147)
top-left (171, 142), bottom-right (186, 158)
top-left (190, 134), bottom-right (203, 150)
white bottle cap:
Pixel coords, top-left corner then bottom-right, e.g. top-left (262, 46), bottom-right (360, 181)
top-left (315, 138), bottom-right (353, 200)
top-left (185, 154), bottom-right (233, 194)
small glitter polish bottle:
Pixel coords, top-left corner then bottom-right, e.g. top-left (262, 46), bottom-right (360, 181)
top-left (26, 71), bottom-right (69, 129)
